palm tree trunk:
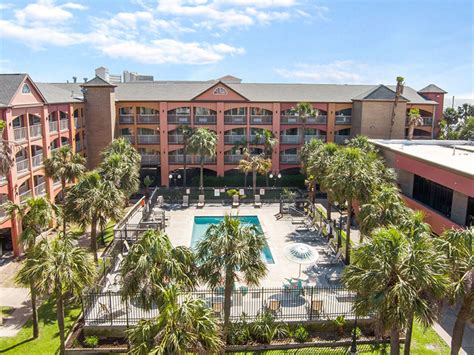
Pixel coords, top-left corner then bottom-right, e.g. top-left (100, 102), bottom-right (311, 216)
top-left (223, 269), bottom-right (233, 342)
top-left (200, 157), bottom-right (204, 193)
top-left (183, 144), bottom-right (187, 188)
top-left (56, 288), bottom-right (66, 355)
top-left (265, 173), bottom-right (269, 188)
top-left (327, 198), bottom-right (332, 220)
top-left (90, 217), bottom-right (98, 264)
top-left (451, 292), bottom-right (473, 355)
top-left (408, 125), bottom-right (414, 140)
top-left (390, 325), bottom-right (400, 355)
top-left (244, 172), bottom-right (248, 187)
top-left (30, 282), bottom-right (39, 338)
top-left (345, 200), bottom-right (352, 265)
top-left (404, 312), bottom-right (414, 355)
top-left (252, 169), bottom-right (257, 195)
top-left (61, 177), bottom-right (67, 237)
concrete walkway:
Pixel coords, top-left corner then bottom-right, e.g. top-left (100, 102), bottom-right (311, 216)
top-left (0, 287), bottom-right (31, 337)
top-left (434, 305), bottom-right (473, 355)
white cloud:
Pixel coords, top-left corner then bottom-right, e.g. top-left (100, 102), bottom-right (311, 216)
top-left (275, 61), bottom-right (365, 84)
top-left (14, 0), bottom-right (85, 24)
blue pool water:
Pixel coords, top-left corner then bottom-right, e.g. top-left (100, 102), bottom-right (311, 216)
top-left (191, 216), bottom-right (275, 264)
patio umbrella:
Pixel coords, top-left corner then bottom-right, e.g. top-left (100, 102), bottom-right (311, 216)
top-left (284, 243), bottom-right (319, 277)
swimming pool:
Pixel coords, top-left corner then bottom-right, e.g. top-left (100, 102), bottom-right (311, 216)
top-left (191, 216), bottom-right (275, 264)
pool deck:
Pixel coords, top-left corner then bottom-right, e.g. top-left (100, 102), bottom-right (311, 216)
top-left (164, 202), bottom-right (344, 288)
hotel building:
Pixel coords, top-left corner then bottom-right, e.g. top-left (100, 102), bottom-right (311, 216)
top-left (1, 73), bottom-right (447, 255)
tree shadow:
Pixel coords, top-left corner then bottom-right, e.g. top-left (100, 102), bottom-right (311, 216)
top-left (0, 337), bottom-right (35, 352)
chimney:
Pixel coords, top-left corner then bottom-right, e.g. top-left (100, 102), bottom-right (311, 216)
top-left (73, 76), bottom-right (77, 83)
top-left (83, 77), bottom-right (88, 83)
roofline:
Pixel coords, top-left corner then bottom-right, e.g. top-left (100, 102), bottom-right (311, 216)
top-left (190, 80), bottom-right (249, 101)
top-left (8, 74), bottom-right (47, 106)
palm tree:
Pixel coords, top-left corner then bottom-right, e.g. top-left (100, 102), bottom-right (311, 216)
top-left (343, 227), bottom-right (448, 355)
top-left (407, 107), bottom-right (423, 140)
top-left (326, 147), bottom-right (378, 264)
top-left (388, 76), bottom-right (405, 139)
top-left (16, 234), bottom-right (96, 355)
top-left (127, 285), bottom-right (223, 355)
top-left (6, 197), bottom-right (58, 339)
top-left (358, 184), bottom-right (408, 242)
top-left (187, 128), bottom-right (217, 192)
top-left (44, 145), bottom-right (86, 236)
top-left (436, 228), bottom-right (474, 355)
top-left (238, 154), bottom-right (272, 195)
top-left (64, 171), bottom-right (124, 263)
top-left (346, 135), bottom-right (378, 154)
top-left (100, 138), bottom-right (141, 199)
top-left (143, 175), bottom-right (154, 200)
top-left (258, 129), bottom-right (278, 186)
top-left (196, 214), bottom-right (268, 338)
top-left (0, 120), bottom-right (15, 176)
top-left (176, 125), bottom-right (194, 187)
top-left (120, 229), bottom-right (197, 310)
top-left (291, 102), bottom-right (316, 145)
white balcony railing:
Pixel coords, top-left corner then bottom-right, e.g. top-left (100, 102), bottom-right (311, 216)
top-left (16, 159), bottom-right (29, 174)
top-left (194, 115), bottom-right (217, 124)
top-left (280, 154), bottom-right (300, 164)
top-left (335, 115), bottom-right (352, 124)
top-left (49, 121), bottom-right (58, 133)
top-left (19, 190), bottom-right (31, 203)
top-left (13, 127), bottom-right (27, 141)
top-left (34, 182), bottom-right (46, 196)
top-left (0, 175), bottom-right (6, 185)
top-left (224, 115), bottom-right (246, 124)
top-left (74, 117), bottom-right (83, 128)
top-left (168, 155), bottom-right (193, 164)
top-left (32, 154), bottom-right (43, 167)
top-left (29, 124), bottom-right (42, 138)
top-left (119, 114), bottom-right (134, 124)
top-left (249, 135), bottom-right (266, 144)
top-left (137, 135), bottom-right (160, 144)
top-left (0, 203), bottom-right (7, 220)
top-left (224, 154), bottom-right (243, 164)
top-left (280, 115), bottom-right (327, 124)
top-left (137, 114), bottom-right (159, 124)
top-left (122, 135), bottom-right (135, 144)
top-left (141, 155), bottom-right (160, 165)
top-left (53, 180), bottom-right (61, 188)
top-left (224, 135), bottom-right (246, 144)
top-left (167, 115), bottom-right (191, 124)
top-left (334, 135), bottom-right (350, 144)
top-left (250, 115), bottom-right (272, 124)
top-left (304, 135), bottom-right (326, 143)
top-left (280, 135), bottom-right (300, 144)
top-left (60, 119), bottom-right (69, 131)
top-left (168, 135), bottom-right (184, 144)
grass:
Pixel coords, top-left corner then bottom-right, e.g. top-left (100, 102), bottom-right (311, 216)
top-left (98, 220), bottom-right (115, 248)
top-left (0, 299), bottom-right (81, 355)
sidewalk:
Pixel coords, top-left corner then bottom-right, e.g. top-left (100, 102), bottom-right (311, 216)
top-left (0, 287), bottom-right (31, 337)
top-left (434, 305), bottom-right (473, 355)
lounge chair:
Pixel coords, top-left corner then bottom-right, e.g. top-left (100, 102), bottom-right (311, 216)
top-left (232, 194), bottom-right (239, 208)
top-left (265, 299), bottom-right (281, 315)
top-left (182, 195), bottom-right (189, 208)
top-left (197, 195), bottom-right (205, 208)
top-left (114, 254), bottom-right (124, 272)
top-left (320, 249), bottom-right (343, 265)
top-left (307, 299), bottom-right (323, 318)
top-left (157, 195), bottom-right (164, 207)
top-left (212, 301), bottom-right (223, 317)
top-left (254, 194), bottom-right (262, 208)
top-left (123, 240), bottom-right (131, 255)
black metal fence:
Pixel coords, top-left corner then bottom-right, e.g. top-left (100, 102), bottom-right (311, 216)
top-left (83, 285), bottom-right (358, 327)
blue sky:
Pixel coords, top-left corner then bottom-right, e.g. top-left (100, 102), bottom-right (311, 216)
top-left (0, 0), bottom-right (472, 100)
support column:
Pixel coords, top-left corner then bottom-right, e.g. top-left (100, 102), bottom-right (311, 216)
top-left (159, 102), bottom-right (169, 187)
top-left (216, 102), bottom-right (225, 177)
top-left (272, 103), bottom-right (280, 173)
top-left (327, 103), bottom-right (336, 143)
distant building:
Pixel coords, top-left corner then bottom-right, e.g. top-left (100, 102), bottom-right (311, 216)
top-left (95, 66), bottom-right (121, 84)
top-left (372, 139), bottom-right (474, 234)
top-left (123, 71), bottom-right (154, 82)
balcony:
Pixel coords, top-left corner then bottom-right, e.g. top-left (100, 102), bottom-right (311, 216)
top-left (0, 203), bottom-right (6, 221)
top-left (280, 154), bottom-right (300, 164)
top-left (75, 142), bottom-right (81, 152)
top-left (74, 117), bottom-right (83, 129)
top-left (29, 124), bottom-right (42, 138)
top-left (224, 135), bottom-right (246, 144)
top-left (280, 115), bottom-right (300, 124)
top-left (137, 135), bottom-right (160, 145)
top-left (34, 182), bottom-right (46, 196)
top-left (137, 114), bottom-right (159, 124)
top-left (334, 135), bottom-right (350, 144)
top-left (250, 115), bottom-right (272, 125)
top-left (224, 154), bottom-right (243, 164)
top-left (249, 135), bottom-right (266, 144)
top-left (53, 180), bottom-right (61, 188)
top-left (194, 115), bottom-right (217, 125)
top-left (280, 135), bottom-right (300, 144)
top-left (307, 116), bottom-right (327, 124)
top-left (122, 135), bottom-right (135, 144)
top-left (169, 155), bottom-right (192, 164)
top-left (280, 115), bottom-right (327, 124)
top-left (60, 119), bottom-right (69, 131)
top-left (305, 135), bottom-right (326, 143)
top-left (13, 127), bottom-right (27, 141)
top-left (405, 116), bottom-right (433, 126)
top-left (335, 116), bottom-right (352, 124)
top-left (119, 114), bottom-right (134, 124)
top-left (0, 176), bottom-right (6, 185)
top-left (19, 189), bottom-right (31, 203)
top-left (32, 154), bottom-right (43, 168)
top-left (141, 154), bottom-right (160, 165)
top-left (224, 115), bottom-right (246, 124)
top-left (16, 159), bottom-right (29, 174)
top-left (49, 121), bottom-right (58, 133)
top-left (168, 135), bottom-right (184, 144)
top-left (201, 156), bottom-right (216, 164)
top-left (167, 114), bottom-right (191, 124)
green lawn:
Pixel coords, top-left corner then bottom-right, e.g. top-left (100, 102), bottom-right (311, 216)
top-left (0, 299), bottom-right (80, 355)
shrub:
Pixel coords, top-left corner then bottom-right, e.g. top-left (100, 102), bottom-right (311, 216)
top-left (83, 335), bottom-right (99, 348)
top-left (292, 324), bottom-right (310, 343)
top-left (354, 326), bottom-right (362, 339)
top-left (333, 315), bottom-right (346, 336)
top-left (250, 311), bottom-right (289, 344)
top-left (227, 315), bottom-right (252, 345)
